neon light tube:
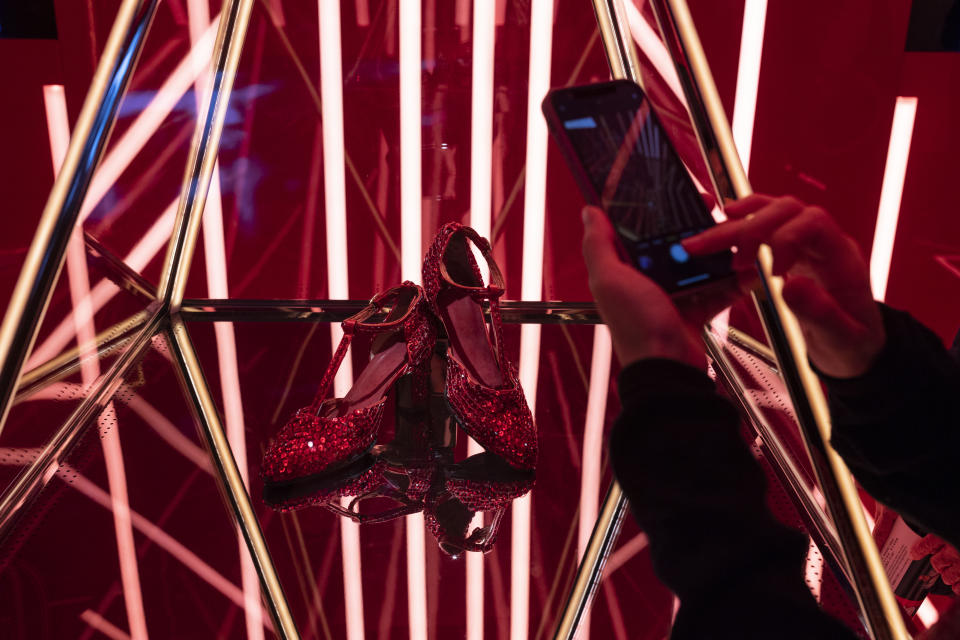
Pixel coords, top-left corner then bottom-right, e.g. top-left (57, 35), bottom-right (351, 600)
top-left (870, 97), bottom-right (918, 302)
top-left (731, 0), bottom-right (768, 176)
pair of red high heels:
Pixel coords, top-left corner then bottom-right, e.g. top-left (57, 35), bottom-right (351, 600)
top-left (261, 223), bottom-right (537, 554)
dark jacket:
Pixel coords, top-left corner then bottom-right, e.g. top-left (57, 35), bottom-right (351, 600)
top-left (609, 305), bottom-right (960, 638)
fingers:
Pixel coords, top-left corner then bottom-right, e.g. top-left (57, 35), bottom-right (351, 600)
top-left (683, 196), bottom-right (804, 256)
top-left (910, 534), bottom-right (946, 561)
top-left (724, 193), bottom-right (776, 219)
top-left (581, 206), bottom-right (627, 279)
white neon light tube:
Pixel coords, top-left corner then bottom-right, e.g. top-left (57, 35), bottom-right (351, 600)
top-left (731, 0), bottom-right (768, 176)
top-left (513, 1), bottom-right (555, 638)
top-left (400, 0), bottom-right (423, 283)
top-left (870, 97), bottom-right (918, 302)
top-left (46, 84), bottom-right (150, 640)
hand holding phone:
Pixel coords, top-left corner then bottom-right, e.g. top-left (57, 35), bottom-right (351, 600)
top-left (581, 204), bottom-right (706, 368)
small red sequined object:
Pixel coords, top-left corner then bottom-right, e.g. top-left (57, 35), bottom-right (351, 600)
top-left (422, 223), bottom-right (538, 470)
top-left (425, 452), bottom-right (535, 556)
top-left (261, 282), bottom-right (436, 509)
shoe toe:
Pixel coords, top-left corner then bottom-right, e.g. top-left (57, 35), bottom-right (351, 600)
top-left (262, 403), bottom-right (385, 482)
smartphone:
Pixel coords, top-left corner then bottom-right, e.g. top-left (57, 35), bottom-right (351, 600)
top-left (542, 79), bottom-right (733, 295)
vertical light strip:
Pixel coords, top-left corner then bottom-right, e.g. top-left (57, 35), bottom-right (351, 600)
top-left (185, 2), bottom-right (263, 637)
top-left (513, 2), bottom-right (554, 639)
top-left (470, 0), bottom-right (496, 241)
top-left (400, 3), bottom-right (429, 639)
top-left (577, 327), bottom-right (612, 559)
top-left (731, 0), bottom-right (767, 176)
top-left (870, 96), bottom-right (918, 302)
top-left (466, 0), bottom-right (491, 573)
top-left (468, 17), bottom-right (497, 636)
top-left (400, 0), bottom-right (423, 283)
top-left (45, 84), bottom-right (149, 640)
top-left (465, 436), bottom-right (485, 640)
top-left (466, 14), bottom-right (489, 564)
top-left (321, 0), bottom-right (350, 302)
top-left (574, 325), bottom-right (612, 640)
top-left (319, 3), bottom-right (365, 639)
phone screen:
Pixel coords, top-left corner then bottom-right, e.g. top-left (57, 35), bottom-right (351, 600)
top-left (544, 81), bottom-right (732, 293)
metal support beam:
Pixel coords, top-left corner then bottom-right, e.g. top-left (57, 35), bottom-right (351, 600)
top-left (552, 484), bottom-right (628, 640)
top-left (0, 0), bottom-right (159, 438)
top-left (167, 317), bottom-right (300, 639)
top-left (14, 309), bottom-right (151, 404)
top-left (0, 304), bottom-right (164, 545)
top-left (158, 0), bottom-right (255, 310)
top-left (179, 299), bottom-right (603, 324)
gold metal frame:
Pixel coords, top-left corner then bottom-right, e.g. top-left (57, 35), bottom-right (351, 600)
top-left (0, 0), bottom-right (908, 638)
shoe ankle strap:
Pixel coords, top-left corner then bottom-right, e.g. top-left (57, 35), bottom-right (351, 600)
top-left (311, 282), bottom-right (424, 410)
top-left (343, 281), bottom-right (424, 335)
top-left (439, 227), bottom-right (506, 301)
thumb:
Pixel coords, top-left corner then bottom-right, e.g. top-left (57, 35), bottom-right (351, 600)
top-left (582, 206), bottom-right (625, 276)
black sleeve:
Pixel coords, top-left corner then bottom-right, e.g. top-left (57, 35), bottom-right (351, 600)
top-left (610, 359), bottom-right (857, 640)
top-left (823, 305), bottom-right (960, 547)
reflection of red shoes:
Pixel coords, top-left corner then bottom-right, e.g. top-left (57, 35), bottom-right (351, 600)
top-left (261, 283), bottom-right (436, 499)
top-left (426, 452), bottom-right (535, 556)
top-left (422, 223), bottom-right (537, 470)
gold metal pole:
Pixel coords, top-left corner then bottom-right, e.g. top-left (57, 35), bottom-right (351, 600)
top-left (158, 0), bottom-right (255, 310)
top-left (0, 0), bottom-right (159, 438)
top-left (552, 485), bottom-right (628, 640)
top-left (589, 0), bottom-right (643, 87)
top-left (178, 299), bottom-right (603, 324)
top-left (84, 231), bottom-right (157, 301)
top-left (648, 0), bottom-right (747, 200)
top-left (167, 317), bottom-right (300, 639)
top-left (649, 1), bottom-right (910, 636)
top-left (14, 309), bottom-right (151, 404)
top-left (0, 304), bottom-right (164, 543)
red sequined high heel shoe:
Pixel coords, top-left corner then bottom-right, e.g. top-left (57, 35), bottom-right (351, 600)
top-left (422, 223), bottom-right (537, 470)
top-left (261, 282), bottom-right (436, 508)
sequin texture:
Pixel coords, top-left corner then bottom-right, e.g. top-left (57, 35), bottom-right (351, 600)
top-left (261, 282), bottom-right (436, 487)
top-left (446, 475), bottom-right (535, 512)
top-left (422, 222), bottom-right (539, 471)
top-left (261, 402), bottom-right (384, 482)
top-left (445, 358), bottom-right (537, 469)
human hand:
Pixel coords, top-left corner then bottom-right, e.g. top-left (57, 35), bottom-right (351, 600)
top-left (682, 195), bottom-right (886, 378)
top-left (910, 534), bottom-right (960, 595)
top-left (581, 205), bottom-right (704, 368)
